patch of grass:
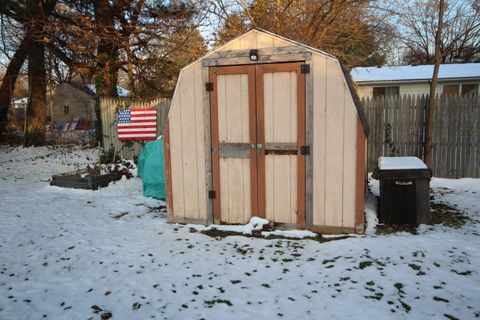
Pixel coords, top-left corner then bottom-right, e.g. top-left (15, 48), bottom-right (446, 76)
top-left (261, 283), bottom-right (271, 288)
top-left (443, 314), bottom-right (459, 320)
top-left (359, 261), bottom-right (373, 269)
top-left (230, 280), bottom-right (241, 284)
top-left (433, 296), bottom-right (449, 303)
top-left (365, 292), bottom-right (384, 301)
top-left (91, 305), bottom-right (103, 314)
top-left (450, 270), bottom-right (472, 276)
top-left (394, 283), bottom-right (404, 291)
top-left (400, 300), bottom-right (411, 313)
top-left (132, 302), bottom-right (141, 310)
top-left (408, 263), bottom-right (421, 271)
top-left (431, 203), bottom-right (469, 228)
top-left (204, 299), bottom-right (233, 307)
top-left (322, 259), bottom-right (336, 265)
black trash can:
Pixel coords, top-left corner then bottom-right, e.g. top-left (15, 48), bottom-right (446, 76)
top-left (373, 157), bottom-right (432, 225)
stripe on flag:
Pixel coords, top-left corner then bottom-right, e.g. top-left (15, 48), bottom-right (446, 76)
top-left (117, 107), bottom-right (157, 141)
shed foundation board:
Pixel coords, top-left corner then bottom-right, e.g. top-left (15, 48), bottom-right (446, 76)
top-left (168, 216), bottom-right (209, 225)
top-left (309, 225), bottom-right (363, 235)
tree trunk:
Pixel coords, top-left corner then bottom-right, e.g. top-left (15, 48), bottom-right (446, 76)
top-left (25, 37), bottom-right (47, 146)
top-left (424, 0), bottom-right (445, 167)
top-left (93, 0), bottom-right (120, 147)
top-left (0, 37), bottom-right (31, 142)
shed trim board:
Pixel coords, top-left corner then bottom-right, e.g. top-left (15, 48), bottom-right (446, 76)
top-left (165, 29), bottom-right (368, 233)
top-left (163, 120), bottom-right (174, 220)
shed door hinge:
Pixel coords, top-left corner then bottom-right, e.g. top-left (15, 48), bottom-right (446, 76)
top-left (205, 82), bottom-right (214, 91)
top-left (300, 64), bottom-right (310, 74)
top-left (300, 145), bottom-right (310, 155)
top-left (208, 190), bottom-right (216, 199)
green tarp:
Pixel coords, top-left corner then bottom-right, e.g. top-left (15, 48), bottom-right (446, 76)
top-left (138, 138), bottom-right (166, 199)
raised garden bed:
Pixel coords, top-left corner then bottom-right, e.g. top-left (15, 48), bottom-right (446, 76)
top-left (50, 167), bottom-right (128, 190)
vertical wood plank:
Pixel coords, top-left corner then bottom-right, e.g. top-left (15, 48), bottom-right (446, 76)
top-left (179, 67), bottom-right (200, 218)
top-left (312, 55), bottom-right (327, 226)
top-left (163, 120), bottom-right (174, 219)
top-left (342, 88), bottom-right (357, 229)
top-left (324, 59), bottom-right (344, 227)
top-left (193, 63), bottom-right (208, 221)
top-left (305, 59), bottom-right (314, 228)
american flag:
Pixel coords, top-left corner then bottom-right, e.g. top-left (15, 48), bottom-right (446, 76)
top-left (117, 107), bottom-right (157, 141)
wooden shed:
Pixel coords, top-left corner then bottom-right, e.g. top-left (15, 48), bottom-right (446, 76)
top-left (164, 29), bottom-right (368, 233)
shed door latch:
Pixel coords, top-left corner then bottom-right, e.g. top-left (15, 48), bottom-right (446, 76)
top-left (208, 190), bottom-right (216, 199)
top-left (300, 64), bottom-right (310, 74)
top-left (205, 82), bottom-right (214, 91)
top-left (300, 145), bottom-right (310, 155)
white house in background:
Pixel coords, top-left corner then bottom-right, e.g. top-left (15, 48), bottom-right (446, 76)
top-left (351, 63), bottom-right (480, 99)
top-left (13, 97), bottom-right (28, 110)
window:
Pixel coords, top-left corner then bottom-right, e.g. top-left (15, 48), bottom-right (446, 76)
top-left (443, 84), bottom-right (459, 96)
top-left (462, 83), bottom-right (478, 96)
top-left (373, 86), bottom-right (399, 97)
top-left (64, 105), bottom-right (69, 115)
top-left (443, 83), bottom-right (479, 96)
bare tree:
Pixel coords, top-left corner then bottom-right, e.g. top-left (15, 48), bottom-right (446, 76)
top-left (398, 0), bottom-right (480, 64)
top-left (424, 0), bottom-right (445, 167)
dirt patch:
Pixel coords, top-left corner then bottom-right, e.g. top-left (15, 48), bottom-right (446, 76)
top-left (375, 201), bottom-right (469, 235)
top-left (430, 202), bottom-right (469, 228)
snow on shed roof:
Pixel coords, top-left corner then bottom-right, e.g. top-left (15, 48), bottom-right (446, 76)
top-left (351, 63), bottom-right (480, 83)
top-left (85, 84), bottom-right (130, 97)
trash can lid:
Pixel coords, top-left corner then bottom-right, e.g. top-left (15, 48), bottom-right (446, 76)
top-left (378, 157), bottom-right (428, 170)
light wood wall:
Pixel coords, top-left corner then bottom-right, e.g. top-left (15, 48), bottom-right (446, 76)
top-left (311, 54), bottom-right (362, 230)
top-left (167, 30), bottom-right (365, 231)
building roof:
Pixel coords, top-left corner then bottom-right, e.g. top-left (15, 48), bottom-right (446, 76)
top-left (14, 97), bottom-right (28, 104)
top-left (85, 84), bottom-right (130, 97)
top-left (351, 63), bottom-right (480, 84)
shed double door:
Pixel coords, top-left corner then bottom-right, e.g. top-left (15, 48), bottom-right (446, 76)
top-left (210, 63), bottom-right (306, 228)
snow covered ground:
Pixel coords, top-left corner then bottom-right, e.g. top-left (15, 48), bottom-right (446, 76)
top-left (0, 146), bottom-right (479, 320)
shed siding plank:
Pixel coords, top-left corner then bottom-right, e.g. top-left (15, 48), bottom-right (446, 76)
top-left (169, 94), bottom-right (185, 217)
top-left (342, 89), bottom-right (358, 228)
top-left (324, 59), bottom-right (345, 227)
top-left (178, 68), bottom-right (199, 219)
top-left (355, 118), bottom-right (367, 229)
top-left (193, 63), bottom-right (208, 220)
top-left (312, 55), bottom-right (327, 226)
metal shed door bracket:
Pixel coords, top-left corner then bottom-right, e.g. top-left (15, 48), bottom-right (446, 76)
top-left (300, 64), bottom-right (310, 74)
top-left (300, 145), bottom-right (310, 155)
top-left (205, 82), bottom-right (214, 91)
top-left (208, 190), bottom-right (216, 199)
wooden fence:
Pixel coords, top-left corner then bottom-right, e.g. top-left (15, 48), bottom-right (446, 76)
top-left (362, 94), bottom-right (480, 178)
top-left (100, 97), bottom-right (171, 160)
